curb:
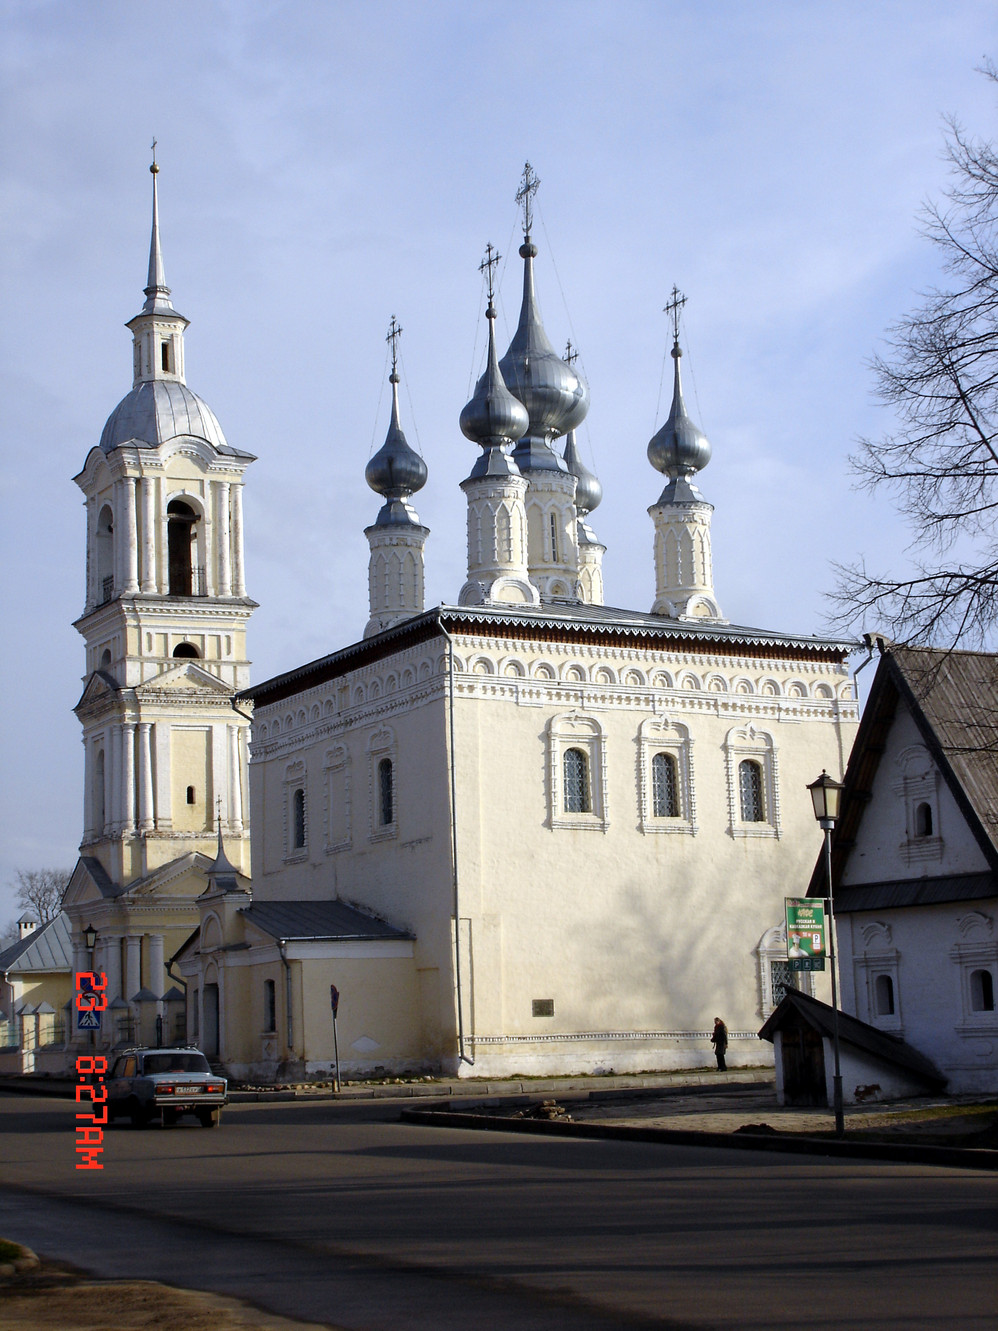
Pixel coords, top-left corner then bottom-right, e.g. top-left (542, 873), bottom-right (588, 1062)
top-left (399, 1106), bottom-right (998, 1170)
top-left (0, 1068), bottom-right (771, 1104)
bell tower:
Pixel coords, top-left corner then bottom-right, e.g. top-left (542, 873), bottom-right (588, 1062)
top-left (71, 152), bottom-right (256, 888)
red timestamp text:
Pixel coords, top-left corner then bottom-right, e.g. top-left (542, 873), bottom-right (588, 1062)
top-left (75, 1053), bottom-right (108, 1169)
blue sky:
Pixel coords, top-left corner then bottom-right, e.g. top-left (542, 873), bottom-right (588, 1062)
top-left (1, 0), bottom-right (995, 925)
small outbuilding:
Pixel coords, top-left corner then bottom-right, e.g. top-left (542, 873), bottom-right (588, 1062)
top-left (759, 988), bottom-right (946, 1106)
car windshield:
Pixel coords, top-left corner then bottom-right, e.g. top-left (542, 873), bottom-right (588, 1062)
top-left (142, 1053), bottom-right (211, 1075)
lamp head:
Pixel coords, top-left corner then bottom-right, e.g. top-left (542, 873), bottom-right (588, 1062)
top-left (807, 770), bottom-right (843, 825)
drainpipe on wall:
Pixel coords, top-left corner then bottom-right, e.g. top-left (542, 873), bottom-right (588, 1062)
top-left (438, 619), bottom-right (472, 1066)
top-left (277, 939), bottom-right (294, 1056)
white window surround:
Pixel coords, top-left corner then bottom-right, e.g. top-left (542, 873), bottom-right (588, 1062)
top-left (547, 712), bottom-right (608, 832)
top-left (637, 717), bottom-right (696, 835)
top-left (894, 744), bottom-right (943, 865)
top-left (853, 932), bottom-right (904, 1035)
top-left (323, 744), bottom-right (352, 854)
top-left (281, 761), bottom-right (308, 864)
top-left (724, 724), bottom-right (780, 839)
top-left (367, 725), bottom-right (397, 843)
top-left (952, 911), bottom-right (998, 1034)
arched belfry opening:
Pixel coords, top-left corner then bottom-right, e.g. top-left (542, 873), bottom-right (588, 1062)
top-left (173, 642), bottom-right (199, 659)
top-left (167, 500), bottom-right (199, 596)
top-left (96, 505), bottom-right (114, 603)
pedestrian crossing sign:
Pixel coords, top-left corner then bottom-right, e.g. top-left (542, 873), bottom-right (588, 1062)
top-left (77, 1008), bottom-right (101, 1030)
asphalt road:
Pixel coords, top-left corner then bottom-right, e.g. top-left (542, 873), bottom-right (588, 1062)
top-left (1, 1093), bottom-right (995, 1329)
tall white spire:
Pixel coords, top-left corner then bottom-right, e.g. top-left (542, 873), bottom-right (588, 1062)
top-left (142, 141), bottom-right (173, 315)
top-left (127, 146), bottom-right (189, 387)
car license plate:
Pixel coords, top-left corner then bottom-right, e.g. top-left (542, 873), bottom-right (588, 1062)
top-left (176, 1085), bottom-right (201, 1094)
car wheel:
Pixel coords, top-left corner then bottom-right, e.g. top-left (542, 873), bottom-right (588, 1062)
top-left (197, 1108), bottom-right (221, 1128)
top-left (129, 1100), bottom-right (149, 1129)
top-left (162, 1108), bottom-right (179, 1128)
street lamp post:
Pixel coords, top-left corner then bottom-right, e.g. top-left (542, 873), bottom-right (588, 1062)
top-left (807, 770), bottom-right (845, 1137)
top-left (83, 923), bottom-right (98, 1050)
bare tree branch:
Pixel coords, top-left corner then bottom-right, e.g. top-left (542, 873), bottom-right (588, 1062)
top-left (830, 65), bottom-right (998, 647)
top-left (11, 868), bottom-right (71, 925)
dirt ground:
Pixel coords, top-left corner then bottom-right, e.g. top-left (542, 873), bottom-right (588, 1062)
top-left (0, 1259), bottom-right (340, 1331)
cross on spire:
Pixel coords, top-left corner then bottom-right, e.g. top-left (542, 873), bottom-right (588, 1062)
top-left (150, 137), bottom-right (159, 175)
top-left (564, 339), bottom-right (578, 365)
top-left (515, 161), bottom-right (540, 238)
top-left (664, 286), bottom-right (687, 345)
top-left (386, 316), bottom-right (402, 376)
top-left (479, 243), bottom-right (501, 306)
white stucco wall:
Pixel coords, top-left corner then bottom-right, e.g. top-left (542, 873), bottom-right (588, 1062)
top-left (245, 624), bottom-right (858, 1077)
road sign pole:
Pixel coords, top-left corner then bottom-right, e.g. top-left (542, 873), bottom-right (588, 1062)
top-left (329, 984), bottom-right (341, 1093)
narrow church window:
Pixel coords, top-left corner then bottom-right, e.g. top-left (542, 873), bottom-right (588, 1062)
top-left (95, 749), bottom-right (106, 832)
top-left (738, 760), bottom-right (764, 822)
top-left (161, 340), bottom-right (171, 372)
top-left (264, 979), bottom-right (276, 1032)
top-left (970, 968), bottom-right (995, 1012)
top-left (293, 787), bottom-right (306, 849)
top-left (874, 973), bottom-right (895, 1016)
top-left (167, 500), bottom-right (197, 596)
top-left (97, 504), bottom-right (114, 603)
top-left (915, 801), bottom-right (933, 837)
top-left (563, 747), bottom-right (591, 813)
top-left (549, 512), bottom-right (559, 563)
top-left (378, 759), bottom-right (393, 826)
top-left (186, 785), bottom-right (196, 805)
top-left (652, 752), bottom-right (680, 817)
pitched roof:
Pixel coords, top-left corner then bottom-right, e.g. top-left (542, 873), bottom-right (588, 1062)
top-left (808, 645), bottom-right (998, 903)
top-left (0, 912), bottom-right (72, 973)
top-left (240, 899), bottom-right (413, 943)
top-left (759, 988), bottom-right (946, 1088)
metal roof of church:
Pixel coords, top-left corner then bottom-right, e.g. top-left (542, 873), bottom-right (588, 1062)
top-left (244, 602), bottom-right (857, 708)
top-left (0, 912), bottom-right (72, 974)
top-left (241, 900), bottom-right (413, 943)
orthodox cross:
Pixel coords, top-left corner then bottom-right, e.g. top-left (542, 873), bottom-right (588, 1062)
top-left (515, 161), bottom-right (540, 237)
top-left (479, 242), bottom-right (501, 305)
top-left (215, 795), bottom-right (224, 833)
top-left (564, 339), bottom-right (579, 366)
top-left (386, 316), bottom-right (402, 376)
top-left (150, 137), bottom-right (159, 174)
top-left (664, 286), bottom-right (687, 345)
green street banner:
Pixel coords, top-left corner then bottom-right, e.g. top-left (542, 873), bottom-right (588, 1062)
top-left (785, 898), bottom-right (827, 971)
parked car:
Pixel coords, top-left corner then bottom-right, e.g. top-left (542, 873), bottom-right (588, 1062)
top-left (107, 1047), bottom-right (227, 1128)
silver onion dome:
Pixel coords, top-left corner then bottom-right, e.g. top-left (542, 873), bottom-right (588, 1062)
top-left (563, 429), bottom-right (602, 517)
top-left (647, 340), bottom-right (711, 480)
top-left (461, 298), bottom-right (529, 479)
top-left (366, 372), bottom-right (428, 526)
top-left (499, 239), bottom-right (589, 470)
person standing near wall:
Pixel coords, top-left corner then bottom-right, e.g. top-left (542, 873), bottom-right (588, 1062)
top-left (711, 1016), bottom-right (728, 1071)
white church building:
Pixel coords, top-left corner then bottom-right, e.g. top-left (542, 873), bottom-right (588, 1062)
top-left (63, 162), bottom-right (859, 1079)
